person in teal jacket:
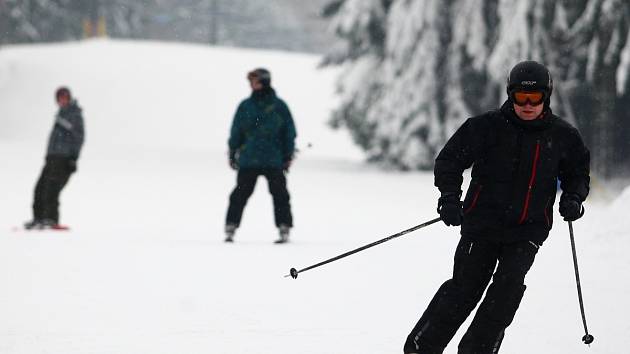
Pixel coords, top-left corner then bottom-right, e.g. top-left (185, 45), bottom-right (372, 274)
top-left (225, 68), bottom-right (297, 244)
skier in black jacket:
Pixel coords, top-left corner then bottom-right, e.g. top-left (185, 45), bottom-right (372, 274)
top-left (25, 87), bottom-right (85, 229)
top-left (404, 61), bottom-right (590, 354)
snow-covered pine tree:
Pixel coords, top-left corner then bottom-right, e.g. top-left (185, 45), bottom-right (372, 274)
top-left (549, 0), bottom-right (630, 178)
top-left (324, 0), bottom-right (630, 178)
top-left (321, 0), bottom-right (391, 163)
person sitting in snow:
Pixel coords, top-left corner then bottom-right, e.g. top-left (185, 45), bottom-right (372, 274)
top-left (25, 87), bottom-right (85, 229)
top-left (224, 68), bottom-right (297, 244)
top-left (404, 61), bottom-right (590, 354)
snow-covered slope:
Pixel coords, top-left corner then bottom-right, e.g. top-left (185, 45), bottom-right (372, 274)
top-left (0, 40), bottom-right (628, 354)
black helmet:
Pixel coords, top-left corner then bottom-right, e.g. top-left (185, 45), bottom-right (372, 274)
top-left (506, 61), bottom-right (553, 99)
top-left (247, 68), bottom-right (271, 88)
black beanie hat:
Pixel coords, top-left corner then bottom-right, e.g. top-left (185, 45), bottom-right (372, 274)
top-left (247, 68), bottom-right (271, 88)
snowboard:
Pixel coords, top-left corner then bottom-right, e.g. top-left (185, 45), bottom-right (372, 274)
top-left (12, 224), bottom-right (70, 232)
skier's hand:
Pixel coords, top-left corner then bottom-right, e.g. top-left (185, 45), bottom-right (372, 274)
top-left (67, 159), bottom-right (77, 173)
top-left (437, 192), bottom-right (463, 226)
top-left (282, 159), bottom-right (292, 173)
top-left (559, 193), bottom-right (584, 221)
top-left (229, 150), bottom-right (238, 170)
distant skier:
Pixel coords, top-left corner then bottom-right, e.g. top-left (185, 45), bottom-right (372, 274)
top-left (24, 87), bottom-right (85, 230)
top-left (224, 68), bottom-right (297, 243)
top-left (404, 61), bottom-right (590, 354)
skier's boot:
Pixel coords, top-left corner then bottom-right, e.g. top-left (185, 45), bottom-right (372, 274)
top-left (224, 223), bottom-right (237, 242)
top-left (39, 219), bottom-right (58, 229)
top-left (23, 219), bottom-right (43, 230)
top-left (274, 224), bottom-right (290, 244)
top-left (25, 219), bottom-right (59, 230)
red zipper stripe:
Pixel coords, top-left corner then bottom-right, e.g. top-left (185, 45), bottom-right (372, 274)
top-left (518, 142), bottom-right (541, 224)
top-left (464, 185), bottom-right (482, 214)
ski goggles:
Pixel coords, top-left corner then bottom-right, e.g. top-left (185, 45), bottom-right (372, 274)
top-left (511, 91), bottom-right (546, 106)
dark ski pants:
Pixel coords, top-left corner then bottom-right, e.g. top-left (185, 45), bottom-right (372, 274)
top-left (404, 236), bottom-right (539, 354)
top-left (226, 168), bottom-right (293, 228)
top-left (32, 156), bottom-right (76, 223)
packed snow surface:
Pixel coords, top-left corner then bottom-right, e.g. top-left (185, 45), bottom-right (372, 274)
top-left (0, 40), bottom-right (628, 353)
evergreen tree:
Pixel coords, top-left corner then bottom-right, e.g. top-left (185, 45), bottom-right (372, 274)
top-left (0, 0), bottom-right (84, 44)
top-left (324, 0), bottom-right (630, 178)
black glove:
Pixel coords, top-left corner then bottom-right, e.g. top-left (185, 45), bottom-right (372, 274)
top-left (228, 150), bottom-right (238, 170)
top-left (437, 192), bottom-right (463, 226)
top-left (559, 193), bottom-right (584, 221)
top-left (282, 159), bottom-right (292, 173)
top-left (67, 159), bottom-right (77, 173)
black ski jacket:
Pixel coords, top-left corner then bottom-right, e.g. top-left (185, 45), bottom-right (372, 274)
top-left (47, 100), bottom-right (84, 159)
top-left (435, 101), bottom-right (590, 245)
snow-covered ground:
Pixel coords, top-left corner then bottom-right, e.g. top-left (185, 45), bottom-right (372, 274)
top-left (0, 40), bottom-right (628, 354)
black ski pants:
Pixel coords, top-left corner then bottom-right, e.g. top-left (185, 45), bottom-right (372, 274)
top-left (404, 235), bottom-right (539, 354)
top-left (33, 156), bottom-right (76, 223)
top-left (226, 168), bottom-right (293, 228)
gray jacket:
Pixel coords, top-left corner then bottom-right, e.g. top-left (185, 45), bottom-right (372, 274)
top-left (47, 100), bottom-right (84, 159)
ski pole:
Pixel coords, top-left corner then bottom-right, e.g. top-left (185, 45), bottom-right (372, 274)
top-left (568, 221), bottom-right (595, 345)
top-left (286, 217), bottom-right (441, 279)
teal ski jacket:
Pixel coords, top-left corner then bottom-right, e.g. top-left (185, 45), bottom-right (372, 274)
top-left (228, 88), bottom-right (297, 168)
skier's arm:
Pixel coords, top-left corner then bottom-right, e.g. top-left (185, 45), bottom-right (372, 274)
top-left (559, 128), bottom-right (590, 202)
top-left (56, 111), bottom-right (85, 159)
top-left (434, 118), bottom-right (482, 195)
top-left (228, 104), bottom-right (245, 153)
top-left (55, 116), bottom-right (73, 130)
top-left (72, 111), bottom-right (85, 159)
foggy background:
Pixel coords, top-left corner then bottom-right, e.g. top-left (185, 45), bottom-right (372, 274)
top-left (2, 0), bottom-right (630, 181)
top-left (2, 2), bottom-right (630, 354)
top-left (0, 0), bottom-right (333, 52)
